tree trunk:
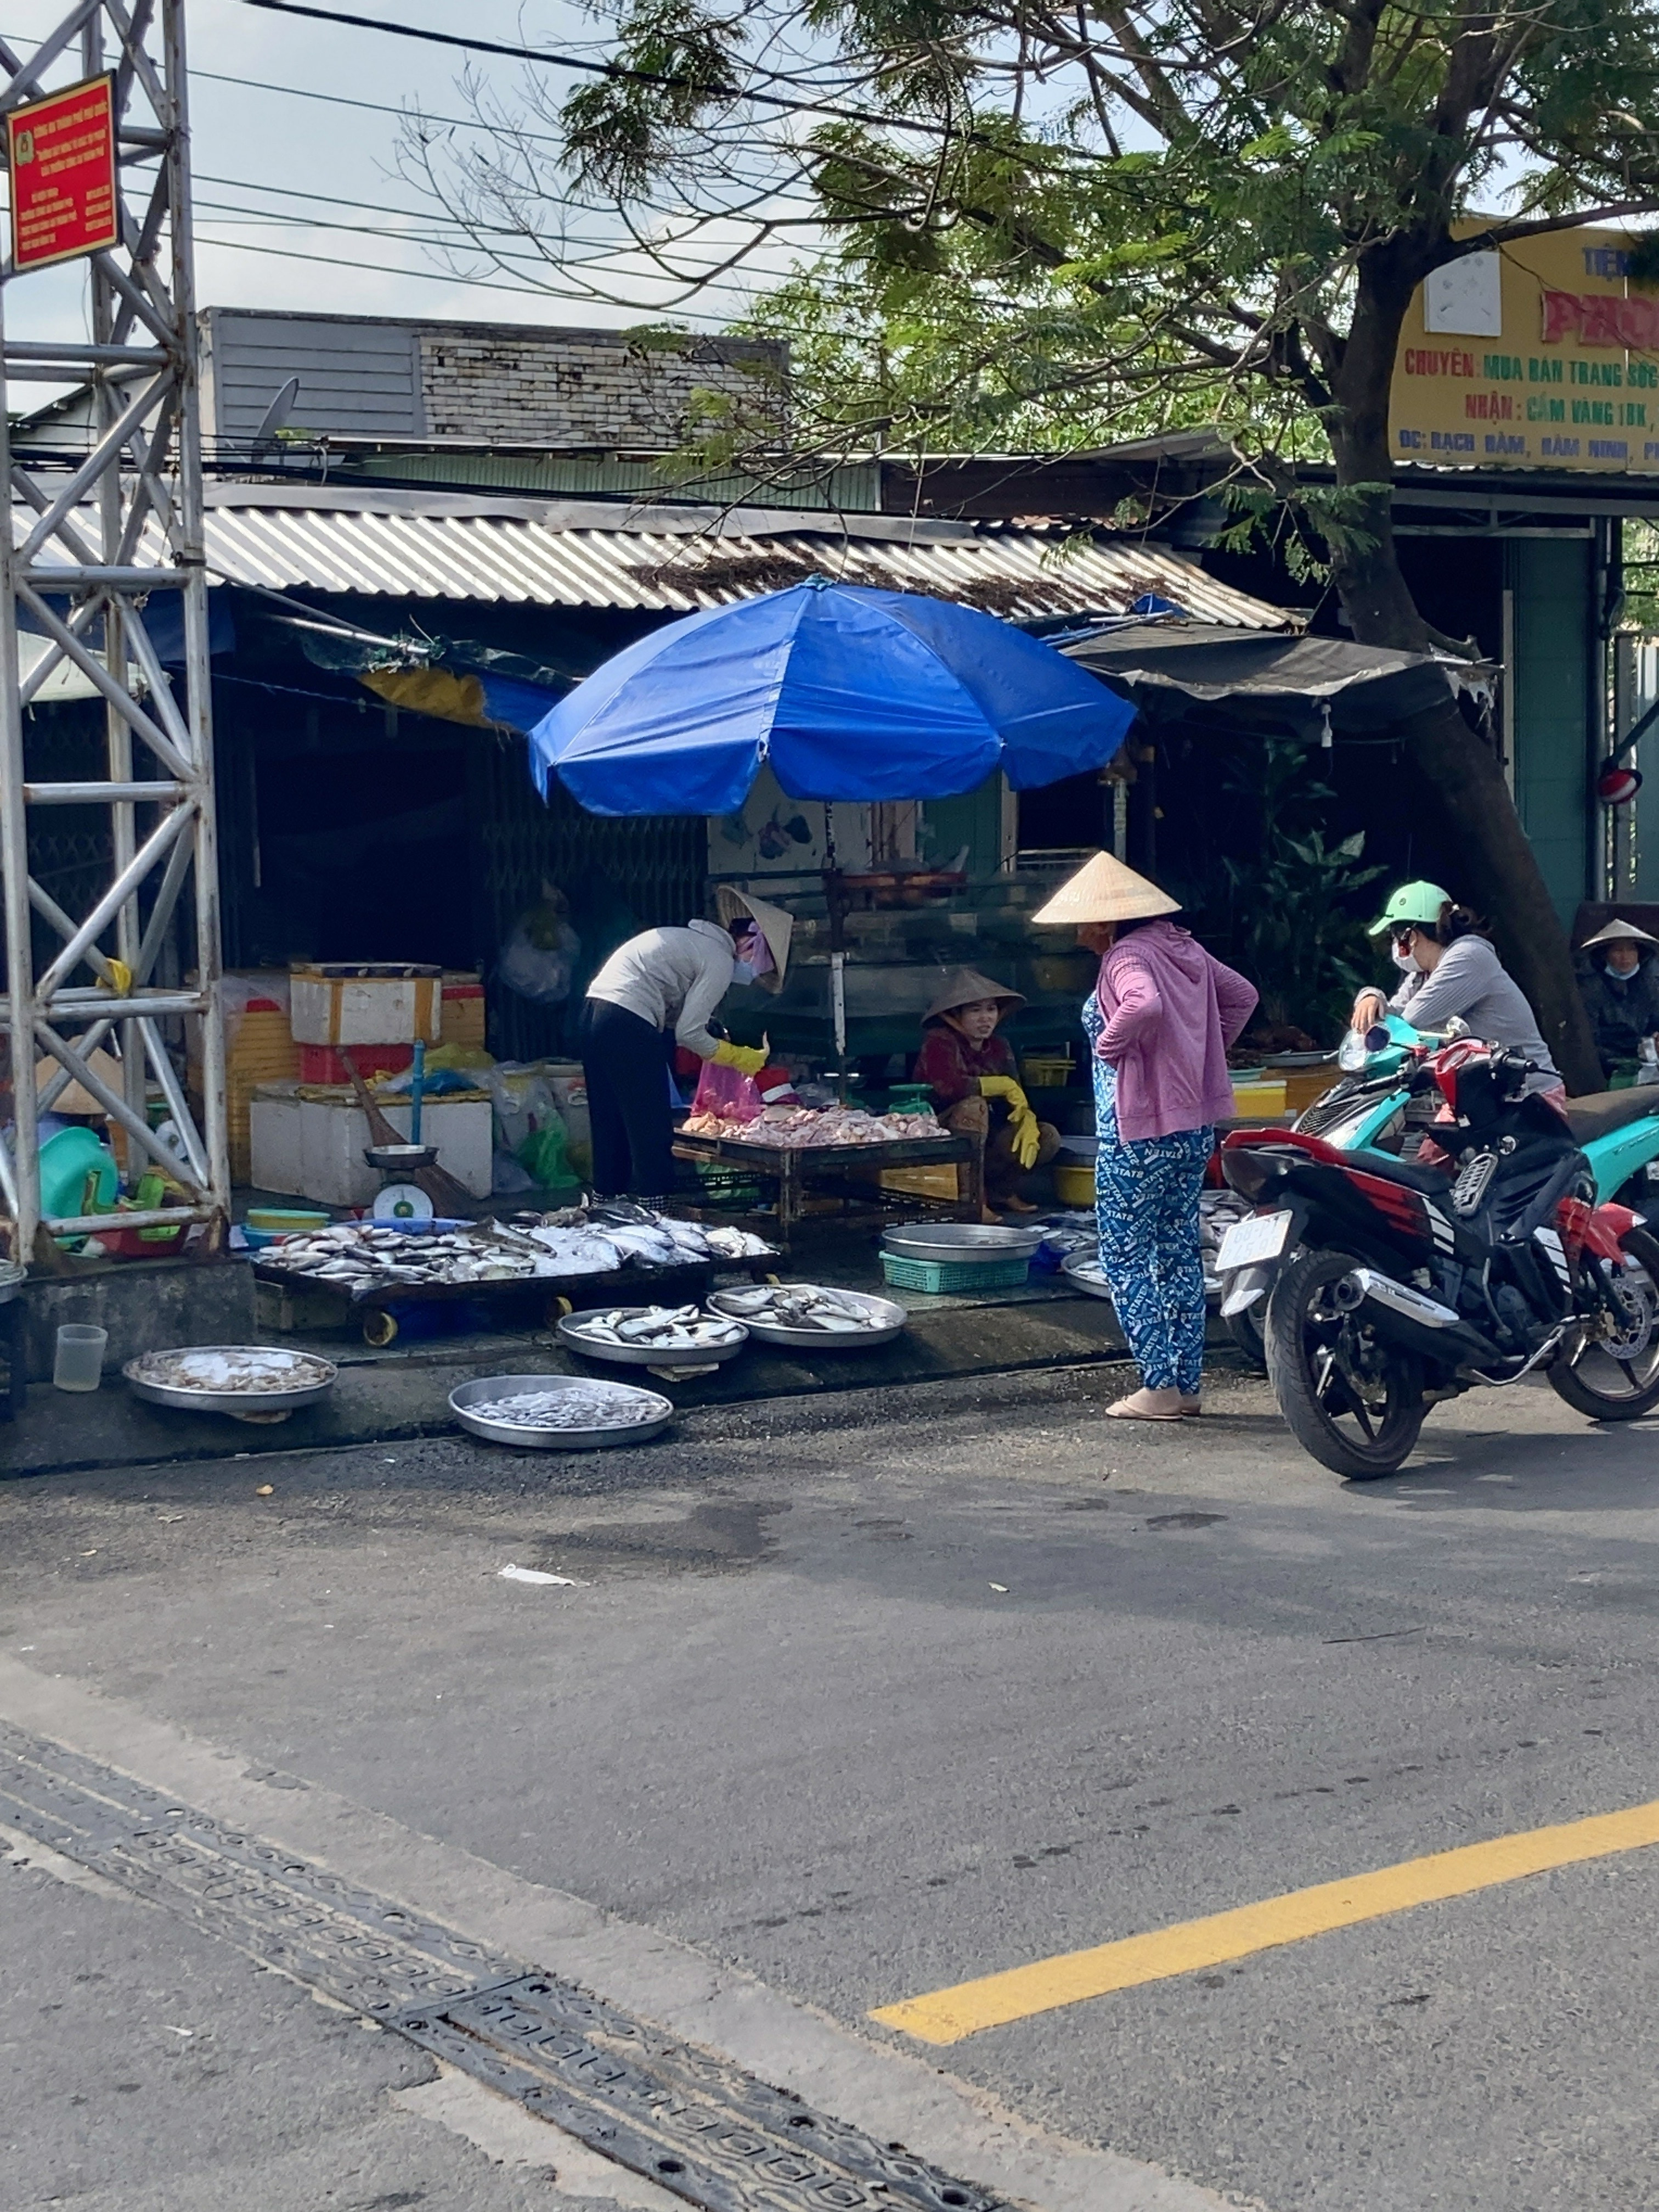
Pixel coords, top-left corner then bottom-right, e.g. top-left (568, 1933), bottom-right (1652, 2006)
top-left (1318, 250), bottom-right (1604, 1094)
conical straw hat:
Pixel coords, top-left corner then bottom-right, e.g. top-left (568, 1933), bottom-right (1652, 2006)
top-left (714, 885), bottom-right (793, 991)
top-left (923, 967), bottom-right (1026, 1023)
top-left (1581, 917), bottom-right (1659, 951)
top-left (1032, 851), bottom-right (1180, 925)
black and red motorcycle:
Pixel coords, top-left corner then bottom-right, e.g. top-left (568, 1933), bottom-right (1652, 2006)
top-left (1214, 1032), bottom-right (1659, 1477)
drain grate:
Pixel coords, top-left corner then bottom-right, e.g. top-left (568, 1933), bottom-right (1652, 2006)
top-left (1, 1722), bottom-right (1005, 2212)
top-left (394, 1974), bottom-right (995, 2211)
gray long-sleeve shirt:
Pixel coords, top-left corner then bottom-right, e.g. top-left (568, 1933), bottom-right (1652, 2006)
top-left (585, 919), bottom-right (736, 1058)
top-left (1389, 934), bottom-right (1559, 1085)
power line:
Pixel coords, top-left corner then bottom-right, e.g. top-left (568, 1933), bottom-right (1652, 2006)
top-left (190, 227), bottom-right (761, 314)
top-left (238, 0), bottom-right (967, 134)
top-left (238, 0), bottom-right (1103, 161)
top-left (192, 65), bottom-right (566, 145)
top-left (196, 173), bottom-right (812, 257)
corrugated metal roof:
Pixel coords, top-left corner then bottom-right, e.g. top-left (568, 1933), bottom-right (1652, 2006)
top-left (26, 485), bottom-right (1292, 628)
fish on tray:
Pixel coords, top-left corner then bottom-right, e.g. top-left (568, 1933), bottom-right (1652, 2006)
top-left (568, 1305), bottom-right (746, 1352)
top-left (715, 1285), bottom-right (884, 1333)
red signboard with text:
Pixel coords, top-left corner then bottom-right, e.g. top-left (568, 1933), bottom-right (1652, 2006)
top-left (6, 74), bottom-right (118, 273)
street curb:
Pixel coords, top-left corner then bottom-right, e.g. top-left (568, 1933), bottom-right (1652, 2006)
top-left (3, 1292), bottom-right (1211, 1479)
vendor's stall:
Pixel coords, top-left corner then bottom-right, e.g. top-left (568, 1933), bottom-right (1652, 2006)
top-left (528, 579), bottom-right (1136, 1214)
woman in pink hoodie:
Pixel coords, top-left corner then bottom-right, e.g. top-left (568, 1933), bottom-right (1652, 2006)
top-left (1036, 854), bottom-right (1257, 1422)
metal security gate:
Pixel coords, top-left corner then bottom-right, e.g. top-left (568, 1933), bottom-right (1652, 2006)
top-left (0, 1), bottom-right (227, 1262)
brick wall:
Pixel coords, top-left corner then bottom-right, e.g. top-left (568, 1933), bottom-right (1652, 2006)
top-left (418, 329), bottom-right (781, 447)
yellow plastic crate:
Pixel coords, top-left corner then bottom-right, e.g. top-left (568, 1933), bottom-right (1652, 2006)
top-left (879, 1163), bottom-right (963, 1201)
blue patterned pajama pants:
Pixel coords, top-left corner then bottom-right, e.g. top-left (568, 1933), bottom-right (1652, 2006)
top-left (1093, 1091), bottom-right (1214, 1395)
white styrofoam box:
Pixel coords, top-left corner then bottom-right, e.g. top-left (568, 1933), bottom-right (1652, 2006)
top-left (289, 964), bottom-right (442, 1047)
top-left (249, 1086), bottom-right (305, 1197)
top-left (296, 1096), bottom-right (493, 1207)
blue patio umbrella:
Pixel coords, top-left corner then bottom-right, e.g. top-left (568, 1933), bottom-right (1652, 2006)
top-left (527, 578), bottom-right (1137, 815)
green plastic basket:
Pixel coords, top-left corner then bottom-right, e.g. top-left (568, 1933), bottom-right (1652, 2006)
top-left (880, 1249), bottom-right (1031, 1295)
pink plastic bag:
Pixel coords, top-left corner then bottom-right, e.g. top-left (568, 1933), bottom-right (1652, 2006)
top-left (692, 1057), bottom-right (764, 1123)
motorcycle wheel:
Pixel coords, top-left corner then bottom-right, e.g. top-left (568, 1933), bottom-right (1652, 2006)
top-left (1224, 1301), bottom-right (1268, 1374)
top-left (1264, 1246), bottom-right (1426, 1479)
top-left (1548, 1225), bottom-right (1659, 1421)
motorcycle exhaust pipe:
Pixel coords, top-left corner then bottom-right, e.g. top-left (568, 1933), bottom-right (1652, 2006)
top-left (1336, 1269), bottom-right (1504, 1368)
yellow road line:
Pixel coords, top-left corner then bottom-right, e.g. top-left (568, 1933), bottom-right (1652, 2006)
top-left (871, 1797), bottom-right (1659, 2045)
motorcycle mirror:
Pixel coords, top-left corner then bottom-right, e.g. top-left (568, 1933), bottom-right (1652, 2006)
top-left (1365, 1024), bottom-right (1392, 1052)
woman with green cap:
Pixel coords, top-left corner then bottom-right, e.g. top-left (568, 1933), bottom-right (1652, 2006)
top-left (1351, 882), bottom-right (1561, 1095)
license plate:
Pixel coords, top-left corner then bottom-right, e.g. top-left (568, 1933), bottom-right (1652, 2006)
top-left (1215, 1209), bottom-right (1293, 1272)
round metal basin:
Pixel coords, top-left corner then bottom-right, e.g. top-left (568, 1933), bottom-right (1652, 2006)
top-left (123, 1345), bottom-right (337, 1421)
top-left (707, 1285), bottom-right (906, 1348)
top-left (557, 1306), bottom-right (748, 1372)
top-left (881, 1221), bottom-right (1047, 1262)
top-left (449, 1372), bottom-right (673, 1449)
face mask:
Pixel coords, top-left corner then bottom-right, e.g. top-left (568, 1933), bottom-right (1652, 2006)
top-left (1391, 944), bottom-right (1418, 972)
top-left (732, 960), bottom-right (758, 984)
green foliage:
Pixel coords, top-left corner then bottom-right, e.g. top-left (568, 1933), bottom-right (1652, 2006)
top-left (515, 0), bottom-right (1659, 591)
top-left (1200, 733), bottom-right (1386, 1037)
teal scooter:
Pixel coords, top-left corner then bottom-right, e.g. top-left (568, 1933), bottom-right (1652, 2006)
top-left (1224, 1015), bottom-right (1659, 1367)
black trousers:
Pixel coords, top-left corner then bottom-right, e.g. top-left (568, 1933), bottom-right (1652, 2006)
top-left (580, 997), bottom-right (676, 1197)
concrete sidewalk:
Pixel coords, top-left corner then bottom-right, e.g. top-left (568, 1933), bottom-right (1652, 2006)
top-left (3, 1261), bottom-right (1163, 1478)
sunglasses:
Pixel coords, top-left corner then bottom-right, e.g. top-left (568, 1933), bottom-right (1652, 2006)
top-left (1390, 926), bottom-right (1419, 949)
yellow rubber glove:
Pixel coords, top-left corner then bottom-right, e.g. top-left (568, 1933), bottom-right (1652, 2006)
top-left (978, 1075), bottom-right (1041, 1169)
top-left (710, 1040), bottom-right (768, 1077)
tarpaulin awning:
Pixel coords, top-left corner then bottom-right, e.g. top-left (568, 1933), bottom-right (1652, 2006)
top-left (529, 579), bottom-right (1138, 816)
top-left (1061, 623), bottom-right (1483, 741)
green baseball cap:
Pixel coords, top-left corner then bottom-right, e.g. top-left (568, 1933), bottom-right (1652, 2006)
top-left (1368, 880), bottom-right (1452, 936)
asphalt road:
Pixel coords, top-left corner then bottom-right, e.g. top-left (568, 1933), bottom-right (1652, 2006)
top-left (4, 1356), bottom-right (1658, 2211)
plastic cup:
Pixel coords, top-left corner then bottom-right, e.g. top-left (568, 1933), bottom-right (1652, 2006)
top-left (53, 1323), bottom-right (108, 1392)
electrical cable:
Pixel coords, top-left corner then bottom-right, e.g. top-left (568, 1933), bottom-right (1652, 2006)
top-left (237, 0), bottom-right (989, 136)
top-left (190, 227), bottom-right (760, 312)
top-left (237, 0), bottom-right (1106, 162)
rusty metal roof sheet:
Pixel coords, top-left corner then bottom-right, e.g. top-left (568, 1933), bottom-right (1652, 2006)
top-left (20, 482), bottom-right (1291, 627)
top-left (173, 484), bottom-right (1289, 627)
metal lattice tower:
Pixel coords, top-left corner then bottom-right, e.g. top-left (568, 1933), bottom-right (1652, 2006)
top-left (0, 1), bottom-right (226, 1264)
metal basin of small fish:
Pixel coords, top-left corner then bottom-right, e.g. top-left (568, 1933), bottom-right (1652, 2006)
top-left (557, 1304), bottom-right (749, 1374)
top-left (449, 1373), bottom-right (674, 1450)
top-left (881, 1221), bottom-right (1047, 1263)
top-left (1060, 1252), bottom-right (1115, 1302)
top-left (706, 1283), bottom-right (905, 1348)
top-left (123, 1345), bottom-right (338, 1421)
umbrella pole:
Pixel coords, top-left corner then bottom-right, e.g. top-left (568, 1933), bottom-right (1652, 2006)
top-left (823, 806), bottom-right (850, 1102)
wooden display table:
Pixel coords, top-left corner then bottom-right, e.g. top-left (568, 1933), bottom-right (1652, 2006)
top-left (673, 1128), bottom-right (983, 1238)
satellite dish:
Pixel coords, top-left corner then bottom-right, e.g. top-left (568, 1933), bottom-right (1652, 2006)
top-left (250, 375), bottom-right (301, 454)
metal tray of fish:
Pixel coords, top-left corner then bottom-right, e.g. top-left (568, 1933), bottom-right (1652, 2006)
top-left (123, 1345), bottom-right (338, 1420)
top-left (1060, 1252), bottom-right (1116, 1303)
top-left (557, 1305), bottom-right (749, 1372)
top-left (707, 1283), bottom-right (906, 1348)
top-left (881, 1221), bottom-right (1048, 1262)
top-left (449, 1373), bottom-right (674, 1450)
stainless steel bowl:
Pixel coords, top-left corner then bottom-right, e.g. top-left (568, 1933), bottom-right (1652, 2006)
top-left (882, 1221), bottom-right (1047, 1262)
top-left (707, 1285), bottom-right (906, 1349)
top-left (1060, 1252), bottom-right (1115, 1303)
top-left (449, 1372), bottom-right (673, 1450)
top-left (364, 1142), bottom-right (438, 1172)
top-left (123, 1345), bottom-right (338, 1421)
top-left (557, 1306), bottom-right (748, 1372)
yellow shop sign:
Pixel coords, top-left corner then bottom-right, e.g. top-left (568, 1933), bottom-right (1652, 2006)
top-left (1389, 226), bottom-right (1659, 472)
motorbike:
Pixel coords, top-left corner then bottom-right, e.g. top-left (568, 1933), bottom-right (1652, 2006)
top-left (1223, 1017), bottom-right (1659, 1369)
top-left (1214, 1031), bottom-right (1659, 1478)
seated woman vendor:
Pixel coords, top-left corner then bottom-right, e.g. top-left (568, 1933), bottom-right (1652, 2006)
top-left (913, 969), bottom-right (1060, 1215)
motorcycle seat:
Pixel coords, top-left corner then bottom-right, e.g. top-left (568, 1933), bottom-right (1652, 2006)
top-left (1564, 1088), bottom-right (1659, 1145)
top-left (1347, 1147), bottom-right (1454, 1194)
